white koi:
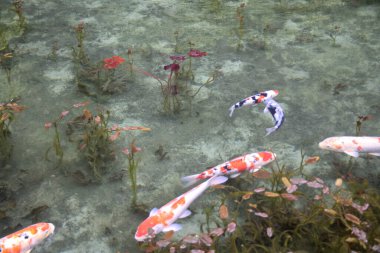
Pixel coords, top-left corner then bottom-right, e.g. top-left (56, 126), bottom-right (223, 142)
top-left (135, 176), bottom-right (228, 241)
top-left (319, 136), bottom-right (380, 158)
top-left (229, 90), bottom-right (279, 117)
top-left (263, 99), bottom-right (285, 136)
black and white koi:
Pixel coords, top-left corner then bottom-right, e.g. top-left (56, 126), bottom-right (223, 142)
top-left (228, 90), bottom-right (279, 117)
top-left (263, 99), bottom-right (285, 136)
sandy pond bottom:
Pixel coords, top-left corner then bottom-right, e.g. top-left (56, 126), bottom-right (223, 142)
top-left (0, 0), bottom-right (379, 252)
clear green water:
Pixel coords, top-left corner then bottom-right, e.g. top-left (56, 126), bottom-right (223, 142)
top-left (0, 0), bottom-right (379, 252)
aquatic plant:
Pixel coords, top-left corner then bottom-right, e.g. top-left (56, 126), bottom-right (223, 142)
top-left (46, 102), bottom-right (150, 181)
top-left (138, 151), bottom-right (380, 252)
top-left (328, 25), bottom-right (341, 47)
top-left (11, 0), bottom-right (26, 31)
top-left (0, 99), bottom-right (26, 166)
top-left (45, 109), bottom-right (71, 166)
top-left (0, 48), bottom-right (13, 87)
top-left (135, 45), bottom-right (218, 115)
top-left (355, 114), bottom-right (372, 136)
top-left (72, 21), bottom-right (89, 65)
top-left (124, 139), bottom-right (142, 209)
top-left (71, 22), bottom-right (129, 96)
top-left (236, 3), bottom-right (246, 50)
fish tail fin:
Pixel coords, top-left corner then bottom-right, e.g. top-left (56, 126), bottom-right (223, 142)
top-left (228, 105), bottom-right (235, 117)
top-left (181, 174), bottom-right (201, 187)
top-left (208, 176), bottom-right (228, 187)
top-left (265, 127), bottom-right (276, 136)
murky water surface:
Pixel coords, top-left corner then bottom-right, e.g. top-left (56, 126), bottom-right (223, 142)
top-left (0, 0), bottom-right (379, 252)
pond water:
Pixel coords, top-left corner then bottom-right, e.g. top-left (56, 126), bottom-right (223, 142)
top-left (0, 0), bottom-right (379, 252)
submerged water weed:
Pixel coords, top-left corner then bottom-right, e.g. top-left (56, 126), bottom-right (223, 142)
top-left (328, 25), bottom-right (341, 47)
top-left (45, 102), bottom-right (151, 181)
top-left (135, 45), bottom-right (218, 115)
top-left (0, 99), bottom-right (26, 166)
top-left (11, 0), bottom-right (26, 32)
top-left (123, 139), bottom-right (143, 209)
top-left (139, 152), bottom-right (380, 252)
top-left (236, 3), bottom-right (246, 50)
top-left (0, 48), bottom-right (13, 87)
top-left (72, 22), bottom-right (128, 96)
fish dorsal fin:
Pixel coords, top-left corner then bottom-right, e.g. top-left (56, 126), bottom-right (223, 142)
top-left (344, 151), bottom-right (359, 158)
top-left (149, 208), bottom-right (159, 216)
top-left (179, 209), bottom-right (192, 219)
top-left (369, 153), bottom-right (380, 156)
top-left (163, 223), bottom-right (182, 232)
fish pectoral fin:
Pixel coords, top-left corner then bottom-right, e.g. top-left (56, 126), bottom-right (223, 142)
top-left (163, 223), bottom-right (182, 232)
top-left (263, 106), bottom-right (269, 113)
top-left (249, 167), bottom-right (261, 173)
top-left (179, 209), bottom-right (192, 219)
top-left (369, 152), bottom-right (380, 156)
top-left (228, 106), bottom-right (235, 117)
top-left (230, 173), bottom-right (241, 178)
top-left (149, 208), bottom-right (159, 216)
top-left (344, 151), bottom-right (359, 157)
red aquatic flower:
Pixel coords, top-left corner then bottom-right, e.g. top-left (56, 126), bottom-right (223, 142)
top-left (169, 55), bottom-right (186, 61)
top-left (103, 55), bottom-right (125, 69)
top-left (164, 63), bottom-right (180, 72)
top-left (188, 49), bottom-right (207, 58)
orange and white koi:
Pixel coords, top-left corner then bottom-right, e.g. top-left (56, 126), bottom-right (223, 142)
top-left (135, 176), bottom-right (228, 241)
top-left (181, 151), bottom-right (276, 187)
top-left (0, 222), bottom-right (55, 253)
top-left (228, 90), bottom-right (279, 117)
top-left (319, 136), bottom-right (380, 158)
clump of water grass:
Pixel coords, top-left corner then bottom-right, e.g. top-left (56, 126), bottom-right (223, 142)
top-left (45, 101), bottom-right (151, 182)
top-left (134, 42), bottom-right (219, 115)
top-left (71, 22), bottom-right (129, 97)
top-left (0, 99), bottom-right (26, 166)
top-left (11, 0), bottom-right (27, 32)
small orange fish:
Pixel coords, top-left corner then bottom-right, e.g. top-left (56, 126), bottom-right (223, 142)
top-left (304, 156), bottom-right (320, 165)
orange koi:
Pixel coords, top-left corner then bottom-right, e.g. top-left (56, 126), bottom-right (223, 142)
top-left (135, 176), bottom-right (228, 241)
top-left (0, 222), bottom-right (54, 253)
top-left (181, 151), bottom-right (276, 187)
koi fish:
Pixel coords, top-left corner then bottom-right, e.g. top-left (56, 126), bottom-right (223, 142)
top-left (0, 222), bottom-right (55, 253)
top-left (263, 99), bottom-right (285, 136)
top-left (319, 136), bottom-right (380, 158)
top-left (135, 176), bottom-right (228, 241)
top-left (181, 151), bottom-right (276, 187)
top-left (228, 90), bottom-right (279, 117)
